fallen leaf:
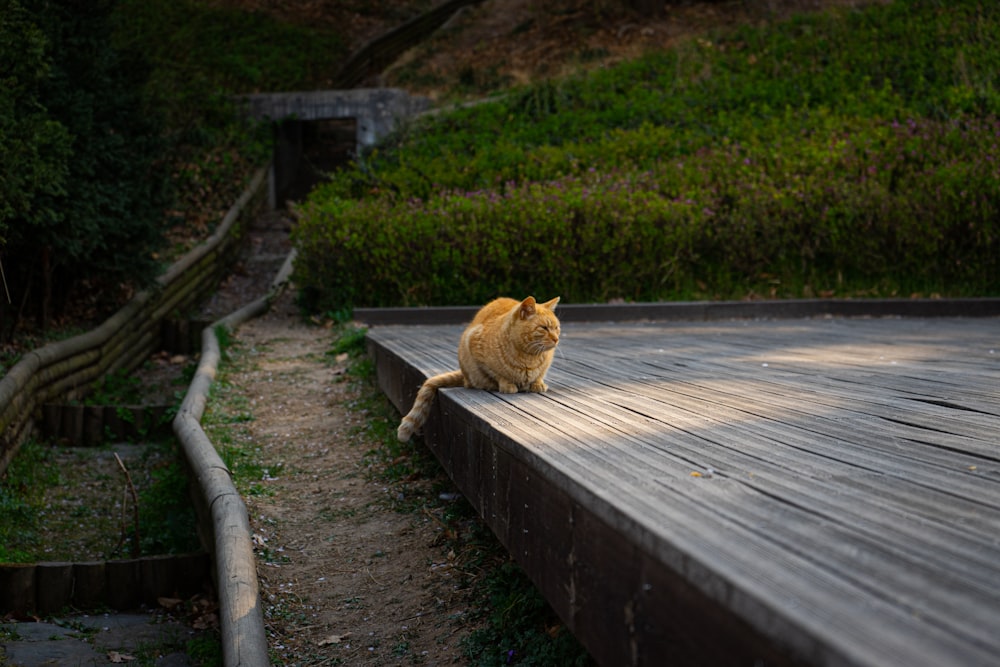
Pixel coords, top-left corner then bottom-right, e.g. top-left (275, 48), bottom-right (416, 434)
top-left (158, 596), bottom-right (183, 610)
top-left (192, 611), bottom-right (218, 630)
top-left (318, 632), bottom-right (351, 646)
top-left (107, 650), bottom-right (136, 663)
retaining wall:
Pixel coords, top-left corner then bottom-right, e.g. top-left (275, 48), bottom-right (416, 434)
top-left (0, 166), bottom-right (276, 667)
top-left (0, 166), bottom-right (268, 474)
top-left (333, 0), bottom-right (485, 88)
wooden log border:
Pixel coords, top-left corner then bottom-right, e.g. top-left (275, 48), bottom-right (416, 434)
top-left (172, 248), bottom-right (296, 667)
top-left (0, 554), bottom-right (211, 616)
top-left (0, 166), bottom-right (267, 471)
top-left (0, 166), bottom-right (278, 667)
top-left (39, 403), bottom-right (174, 445)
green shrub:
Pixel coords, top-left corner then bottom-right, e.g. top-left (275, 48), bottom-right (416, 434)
top-left (294, 0), bottom-right (1000, 310)
top-left (114, 0), bottom-right (348, 135)
top-left (0, 0), bottom-right (169, 335)
top-left (0, 0), bottom-right (71, 243)
top-left (295, 113), bottom-right (1000, 311)
top-left (337, 1), bottom-right (1000, 200)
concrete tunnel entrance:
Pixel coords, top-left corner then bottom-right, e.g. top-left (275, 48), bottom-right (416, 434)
top-left (272, 117), bottom-right (357, 205)
top-left (242, 88), bottom-right (431, 208)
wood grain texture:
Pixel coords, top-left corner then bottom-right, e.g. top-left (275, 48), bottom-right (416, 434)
top-left (368, 314), bottom-right (1000, 667)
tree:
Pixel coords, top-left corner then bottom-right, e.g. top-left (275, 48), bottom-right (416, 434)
top-left (0, 0), bottom-right (169, 339)
top-left (0, 0), bottom-right (71, 245)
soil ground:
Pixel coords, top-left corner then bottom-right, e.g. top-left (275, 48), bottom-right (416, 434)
top-left (225, 284), bottom-right (480, 665)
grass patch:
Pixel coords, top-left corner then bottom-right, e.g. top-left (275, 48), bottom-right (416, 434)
top-left (200, 353), bottom-right (274, 498)
top-left (0, 439), bottom-right (200, 563)
top-left (0, 440), bottom-right (57, 562)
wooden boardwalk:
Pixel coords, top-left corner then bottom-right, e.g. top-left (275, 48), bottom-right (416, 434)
top-left (362, 301), bottom-right (1000, 667)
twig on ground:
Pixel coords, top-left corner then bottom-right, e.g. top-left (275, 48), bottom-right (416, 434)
top-left (114, 452), bottom-right (141, 558)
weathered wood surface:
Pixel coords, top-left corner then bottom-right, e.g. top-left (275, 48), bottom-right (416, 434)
top-left (367, 313), bottom-right (1000, 667)
top-left (0, 553), bottom-right (211, 615)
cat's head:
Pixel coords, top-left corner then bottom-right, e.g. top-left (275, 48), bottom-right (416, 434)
top-left (515, 296), bottom-right (560, 353)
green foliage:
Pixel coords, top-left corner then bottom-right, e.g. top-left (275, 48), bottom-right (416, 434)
top-left (295, 0), bottom-right (1000, 310)
top-left (185, 633), bottom-right (223, 666)
top-left (0, 0), bottom-right (170, 334)
top-left (1, 0), bottom-right (336, 339)
top-left (0, 441), bottom-right (55, 562)
top-left (85, 368), bottom-right (144, 406)
top-left (330, 324), bottom-right (368, 356)
top-left (0, 0), bottom-right (71, 242)
top-left (462, 560), bottom-right (592, 667)
top-left (137, 446), bottom-right (201, 555)
top-left (296, 114), bottom-right (1000, 308)
top-left (214, 324), bottom-right (234, 361)
top-left (114, 0), bottom-right (347, 135)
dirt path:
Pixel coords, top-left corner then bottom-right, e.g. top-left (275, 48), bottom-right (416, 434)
top-left (217, 290), bottom-right (476, 665)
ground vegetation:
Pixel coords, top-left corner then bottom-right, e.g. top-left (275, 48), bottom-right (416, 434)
top-left (294, 0), bottom-right (1000, 312)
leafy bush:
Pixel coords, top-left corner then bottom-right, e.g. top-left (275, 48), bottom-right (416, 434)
top-left (1, 0), bottom-right (337, 341)
top-left (114, 0), bottom-right (348, 136)
top-left (0, 0), bottom-right (170, 336)
top-left (294, 0), bottom-right (1000, 310)
top-left (295, 113), bottom-right (1000, 310)
top-left (336, 1), bottom-right (1000, 199)
top-left (0, 0), bottom-right (71, 243)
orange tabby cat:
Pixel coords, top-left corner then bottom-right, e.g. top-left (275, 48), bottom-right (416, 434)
top-left (396, 296), bottom-right (561, 442)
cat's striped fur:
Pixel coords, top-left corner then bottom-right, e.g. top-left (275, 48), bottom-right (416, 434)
top-left (397, 296), bottom-right (560, 442)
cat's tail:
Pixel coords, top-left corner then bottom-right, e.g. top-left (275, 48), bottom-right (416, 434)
top-left (397, 370), bottom-right (465, 442)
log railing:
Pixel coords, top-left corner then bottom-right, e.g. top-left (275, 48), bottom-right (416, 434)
top-left (0, 165), bottom-right (276, 667)
top-left (0, 166), bottom-right (268, 473)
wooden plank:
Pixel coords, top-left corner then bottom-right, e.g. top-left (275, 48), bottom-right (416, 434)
top-left (367, 315), bottom-right (1000, 667)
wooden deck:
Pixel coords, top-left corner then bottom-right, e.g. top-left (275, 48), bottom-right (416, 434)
top-left (362, 301), bottom-right (1000, 667)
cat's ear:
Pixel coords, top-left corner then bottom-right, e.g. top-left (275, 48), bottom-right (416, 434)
top-left (540, 296), bottom-right (560, 311)
top-left (518, 296), bottom-right (537, 319)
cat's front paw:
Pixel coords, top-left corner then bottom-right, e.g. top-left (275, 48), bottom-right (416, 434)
top-left (498, 380), bottom-right (518, 394)
top-left (529, 379), bottom-right (548, 393)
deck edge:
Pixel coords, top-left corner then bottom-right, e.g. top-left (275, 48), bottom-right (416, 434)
top-left (367, 331), bottom-right (812, 667)
top-left (355, 297), bottom-right (1000, 326)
